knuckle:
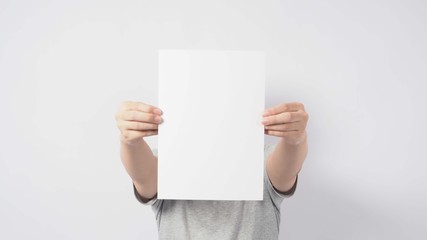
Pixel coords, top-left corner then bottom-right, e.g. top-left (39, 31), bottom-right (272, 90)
top-left (281, 103), bottom-right (288, 111)
top-left (270, 115), bottom-right (276, 123)
top-left (286, 112), bottom-right (292, 121)
top-left (139, 122), bottom-right (147, 130)
top-left (117, 121), bottom-right (124, 130)
top-left (131, 111), bottom-right (137, 121)
top-left (122, 131), bottom-right (130, 139)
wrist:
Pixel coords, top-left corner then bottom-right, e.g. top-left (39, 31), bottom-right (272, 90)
top-left (282, 130), bottom-right (307, 146)
top-left (120, 135), bottom-right (144, 147)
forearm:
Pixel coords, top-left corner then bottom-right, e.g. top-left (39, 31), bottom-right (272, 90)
top-left (272, 131), bottom-right (308, 182)
top-left (120, 138), bottom-right (157, 186)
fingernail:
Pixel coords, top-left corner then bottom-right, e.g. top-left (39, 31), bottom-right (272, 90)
top-left (155, 116), bottom-right (162, 122)
top-left (154, 109), bottom-right (163, 115)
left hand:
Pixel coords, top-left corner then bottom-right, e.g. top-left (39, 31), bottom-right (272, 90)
top-left (262, 102), bottom-right (309, 145)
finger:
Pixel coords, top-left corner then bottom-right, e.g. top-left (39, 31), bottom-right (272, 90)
top-left (118, 120), bottom-right (159, 131)
top-left (264, 129), bottom-right (300, 137)
top-left (263, 102), bottom-right (304, 117)
top-left (121, 129), bottom-right (158, 141)
top-left (264, 122), bottom-right (303, 131)
top-left (262, 110), bottom-right (306, 125)
top-left (121, 101), bottom-right (163, 115)
top-left (120, 111), bottom-right (162, 123)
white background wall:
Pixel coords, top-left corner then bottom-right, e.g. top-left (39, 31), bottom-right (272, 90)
top-left (1, 0), bottom-right (426, 239)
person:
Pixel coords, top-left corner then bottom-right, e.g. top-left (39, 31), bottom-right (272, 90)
top-left (115, 100), bottom-right (309, 240)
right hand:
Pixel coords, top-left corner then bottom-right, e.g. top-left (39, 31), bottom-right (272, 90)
top-left (115, 101), bottom-right (163, 145)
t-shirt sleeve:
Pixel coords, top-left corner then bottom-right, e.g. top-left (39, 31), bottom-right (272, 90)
top-left (133, 182), bottom-right (159, 206)
top-left (132, 148), bottom-right (161, 206)
top-left (264, 143), bottom-right (298, 207)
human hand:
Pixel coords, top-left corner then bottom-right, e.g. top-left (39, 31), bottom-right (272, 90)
top-left (115, 101), bottom-right (163, 145)
top-left (262, 102), bottom-right (309, 145)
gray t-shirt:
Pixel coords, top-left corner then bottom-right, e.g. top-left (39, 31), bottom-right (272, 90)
top-left (132, 143), bottom-right (298, 240)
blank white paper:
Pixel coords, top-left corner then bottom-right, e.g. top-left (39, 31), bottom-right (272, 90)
top-left (158, 49), bottom-right (265, 200)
